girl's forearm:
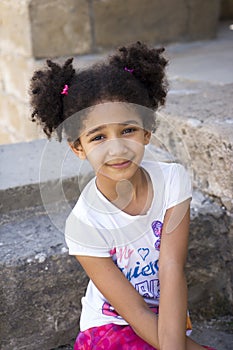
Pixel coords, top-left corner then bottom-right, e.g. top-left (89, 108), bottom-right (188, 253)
top-left (132, 308), bottom-right (160, 348)
top-left (158, 267), bottom-right (188, 350)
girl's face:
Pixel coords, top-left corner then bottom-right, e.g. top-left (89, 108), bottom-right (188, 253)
top-left (70, 102), bottom-right (151, 183)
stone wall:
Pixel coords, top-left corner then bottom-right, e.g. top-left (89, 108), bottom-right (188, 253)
top-left (221, 0), bottom-right (233, 19)
top-left (0, 0), bottom-right (221, 144)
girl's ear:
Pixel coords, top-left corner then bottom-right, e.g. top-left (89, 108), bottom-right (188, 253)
top-left (68, 141), bottom-right (87, 160)
top-left (143, 130), bottom-right (151, 145)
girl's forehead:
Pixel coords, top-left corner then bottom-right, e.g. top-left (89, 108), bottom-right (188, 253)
top-left (82, 102), bottom-right (143, 131)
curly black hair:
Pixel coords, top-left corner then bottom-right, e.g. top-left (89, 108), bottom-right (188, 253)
top-left (30, 42), bottom-right (168, 142)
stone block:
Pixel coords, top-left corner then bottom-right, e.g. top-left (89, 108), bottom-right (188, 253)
top-left (93, 0), bottom-right (220, 50)
top-left (188, 191), bottom-right (233, 317)
top-left (0, 0), bottom-right (32, 57)
top-left (94, 0), bottom-right (187, 49)
top-left (0, 130), bottom-right (13, 145)
top-left (29, 0), bottom-right (92, 58)
top-left (0, 93), bottom-right (42, 144)
top-left (0, 53), bottom-right (36, 101)
top-left (188, 0), bottom-right (221, 40)
top-left (220, 0), bottom-right (233, 19)
top-left (155, 80), bottom-right (233, 211)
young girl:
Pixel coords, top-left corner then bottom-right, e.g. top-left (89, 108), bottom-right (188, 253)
top-left (30, 42), bottom-right (216, 350)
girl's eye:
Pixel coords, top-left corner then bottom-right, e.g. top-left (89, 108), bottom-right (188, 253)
top-left (90, 135), bottom-right (104, 142)
top-left (122, 127), bottom-right (137, 134)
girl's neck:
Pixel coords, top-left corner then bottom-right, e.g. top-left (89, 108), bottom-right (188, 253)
top-left (96, 167), bottom-right (153, 216)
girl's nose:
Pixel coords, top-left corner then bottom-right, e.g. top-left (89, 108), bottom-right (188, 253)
top-left (107, 138), bottom-right (128, 156)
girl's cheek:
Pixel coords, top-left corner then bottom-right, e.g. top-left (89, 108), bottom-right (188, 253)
top-left (86, 149), bottom-right (105, 169)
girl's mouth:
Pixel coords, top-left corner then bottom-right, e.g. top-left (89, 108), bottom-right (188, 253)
top-left (106, 160), bottom-right (132, 169)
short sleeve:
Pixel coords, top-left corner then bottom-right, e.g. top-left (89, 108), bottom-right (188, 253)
top-left (166, 163), bottom-right (192, 209)
top-left (65, 211), bottom-right (112, 257)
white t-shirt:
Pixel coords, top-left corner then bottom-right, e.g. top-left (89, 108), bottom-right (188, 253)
top-left (65, 161), bottom-right (192, 331)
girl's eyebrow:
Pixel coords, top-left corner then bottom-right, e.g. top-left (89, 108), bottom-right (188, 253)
top-left (85, 120), bottom-right (141, 137)
top-left (85, 125), bottom-right (105, 137)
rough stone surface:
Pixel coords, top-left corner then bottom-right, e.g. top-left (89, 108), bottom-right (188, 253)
top-left (191, 318), bottom-right (233, 350)
top-left (94, 0), bottom-right (187, 49)
top-left (188, 191), bottom-right (233, 316)
top-left (0, 93), bottom-right (41, 144)
top-left (221, 0), bottom-right (233, 19)
top-left (29, 0), bottom-right (92, 58)
top-left (0, 0), bottom-right (32, 57)
top-left (0, 207), bottom-right (88, 350)
top-left (0, 54), bottom-right (36, 101)
top-left (156, 80), bottom-right (233, 211)
top-left (94, 0), bottom-right (220, 50)
top-left (187, 0), bottom-right (220, 40)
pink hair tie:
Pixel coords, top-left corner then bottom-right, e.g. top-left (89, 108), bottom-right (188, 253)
top-left (61, 84), bottom-right (69, 95)
top-left (124, 67), bottom-right (134, 74)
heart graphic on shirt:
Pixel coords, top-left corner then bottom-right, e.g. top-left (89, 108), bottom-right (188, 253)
top-left (138, 248), bottom-right (150, 261)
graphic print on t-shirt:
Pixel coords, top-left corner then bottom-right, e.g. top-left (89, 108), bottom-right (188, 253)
top-left (103, 244), bottom-right (160, 318)
top-left (151, 220), bottom-right (163, 251)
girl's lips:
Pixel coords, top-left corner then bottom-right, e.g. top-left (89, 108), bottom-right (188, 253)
top-left (106, 160), bottom-right (132, 169)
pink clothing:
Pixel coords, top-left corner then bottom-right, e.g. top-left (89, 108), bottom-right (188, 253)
top-left (74, 323), bottom-right (217, 350)
top-left (74, 323), bottom-right (156, 349)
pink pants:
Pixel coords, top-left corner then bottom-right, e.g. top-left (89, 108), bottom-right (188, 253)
top-left (74, 323), bottom-right (216, 350)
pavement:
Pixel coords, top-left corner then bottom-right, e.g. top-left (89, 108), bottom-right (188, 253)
top-left (167, 21), bottom-right (233, 85)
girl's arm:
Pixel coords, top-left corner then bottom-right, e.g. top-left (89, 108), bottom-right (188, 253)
top-left (76, 253), bottom-right (160, 348)
top-left (158, 199), bottom-right (205, 350)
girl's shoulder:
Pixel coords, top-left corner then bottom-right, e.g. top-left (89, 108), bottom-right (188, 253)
top-left (141, 160), bottom-right (192, 208)
top-left (141, 159), bottom-right (189, 182)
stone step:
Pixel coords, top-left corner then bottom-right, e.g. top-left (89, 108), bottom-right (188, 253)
top-left (1, 78), bottom-right (232, 213)
top-left (0, 187), bottom-right (232, 349)
top-left (0, 139), bottom-right (173, 213)
top-left (0, 139), bottom-right (91, 213)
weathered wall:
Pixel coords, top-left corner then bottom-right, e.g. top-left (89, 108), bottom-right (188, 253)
top-left (0, 0), bottom-right (221, 144)
top-left (220, 0), bottom-right (233, 19)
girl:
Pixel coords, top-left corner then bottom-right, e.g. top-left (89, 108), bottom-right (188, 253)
top-left (30, 42), bottom-right (216, 350)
